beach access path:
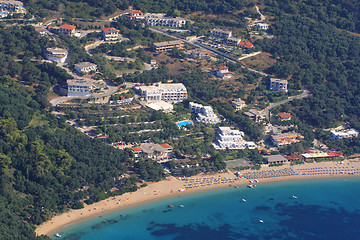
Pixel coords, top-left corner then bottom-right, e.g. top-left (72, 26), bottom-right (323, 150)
top-left (36, 159), bottom-right (360, 237)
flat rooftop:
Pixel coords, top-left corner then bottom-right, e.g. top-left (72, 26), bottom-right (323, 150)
top-left (153, 40), bottom-right (184, 48)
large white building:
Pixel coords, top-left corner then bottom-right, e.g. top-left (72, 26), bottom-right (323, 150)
top-left (74, 62), bottom-right (97, 74)
top-left (44, 47), bottom-right (68, 63)
top-left (331, 129), bottom-right (359, 140)
top-left (146, 13), bottom-right (186, 28)
top-left (67, 79), bottom-right (93, 97)
top-left (0, 1), bottom-right (25, 14)
top-left (138, 83), bottom-right (187, 103)
top-left (215, 127), bottom-right (256, 149)
top-left (270, 78), bottom-right (288, 92)
top-left (189, 102), bottom-right (220, 124)
top-left (211, 28), bottom-right (232, 38)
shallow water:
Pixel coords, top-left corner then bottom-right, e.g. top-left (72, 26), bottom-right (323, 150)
top-left (54, 177), bottom-right (360, 240)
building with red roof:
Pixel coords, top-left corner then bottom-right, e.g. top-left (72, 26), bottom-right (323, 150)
top-left (216, 66), bottom-right (232, 79)
top-left (101, 27), bottom-right (119, 41)
top-left (238, 41), bottom-right (254, 49)
top-left (58, 24), bottom-right (76, 35)
top-left (277, 112), bottom-right (292, 121)
top-left (127, 10), bottom-right (144, 19)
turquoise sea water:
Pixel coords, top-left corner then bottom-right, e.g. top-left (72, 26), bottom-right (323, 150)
top-left (55, 177), bottom-right (360, 240)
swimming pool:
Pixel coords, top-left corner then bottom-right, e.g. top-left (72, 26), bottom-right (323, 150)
top-left (176, 120), bottom-right (193, 127)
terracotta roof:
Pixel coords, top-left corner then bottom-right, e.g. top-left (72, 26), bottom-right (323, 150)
top-left (59, 24), bottom-right (76, 30)
top-left (284, 154), bottom-right (304, 161)
top-left (217, 65), bottom-right (228, 70)
top-left (131, 147), bottom-right (142, 152)
top-left (328, 151), bottom-right (343, 157)
top-left (160, 143), bottom-right (172, 149)
top-left (238, 42), bottom-right (245, 46)
top-left (278, 112), bottom-right (292, 119)
top-left (245, 41), bottom-right (254, 48)
top-left (129, 10), bottom-right (143, 14)
top-left (102, 27), bottom-right (119, 33)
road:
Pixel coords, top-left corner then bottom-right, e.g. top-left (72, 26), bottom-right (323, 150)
top-left (261, 89), bottom-right (311, 120)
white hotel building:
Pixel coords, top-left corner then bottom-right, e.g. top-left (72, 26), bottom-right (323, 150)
top-left (138, 83), bottom-right (187, 103)
top-left (189, 102), bottom-right (220, 124)
top-left (215, 127), bottom-right (256, 150)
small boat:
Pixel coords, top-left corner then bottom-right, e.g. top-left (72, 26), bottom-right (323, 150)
top-left (259, 219), bottom-right (264, 223)
top-left (179, 205), bottom-right (184, 208)
top-left (242, 199), bottom-right (247, 202)
top-left (168, 204), bottom-right (174, 208)
top-left (292, 195), bottom-right (298, 199)
top-left (55, 233), bottom-right (61, 238)
top-left (247, 184), bottom-right (254, 188)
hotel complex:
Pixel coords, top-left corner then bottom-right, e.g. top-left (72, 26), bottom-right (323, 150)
top-left (189, 102), bottom-right (220, 124)
top-left (146, 13), bottom-right (186, 28)
top-left (138, 83), bottom-right (187, 103)
top-left (215, 127), bottom-right (256, 149)
top-left (331, 129), bottom-right (359, 140)
top-left (0, 1), bottom-right (26, 17)
top-left (152, 40), bottom-right (184, 52)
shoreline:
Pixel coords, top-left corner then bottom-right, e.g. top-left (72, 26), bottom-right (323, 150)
top-left (36, 160), bottom-right (360, 237)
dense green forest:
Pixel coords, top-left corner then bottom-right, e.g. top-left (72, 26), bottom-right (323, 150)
top-left (263, 0), bottom-right (360, 33)
top-left (0, 26), bottom-right (165, 239)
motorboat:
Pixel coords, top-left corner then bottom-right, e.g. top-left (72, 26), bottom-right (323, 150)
top-left (292, 195), bottom-right (298, 199)
top-left (242, 199), bottom-right (247, 202)
top-left (259, 219), bottom-right (264, 223)
top-left (55, 233), bottom-right (61, 238)
top-left (247, 184), bottom-right (255, 188)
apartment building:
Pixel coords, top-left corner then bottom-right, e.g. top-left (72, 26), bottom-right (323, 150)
top-left (215, 127), bottom-right (256, 150)
top-left (67, 79), bottom-right (93, 97)
top-left (211, 28), bottom-right (232, 38)
top-left (146, 13), bottom-right (186, 28)
top-left (189, 102), bottom-right (220, 124)
top-left (101, 27), bottom-right (119, 41)
top-left (74, 62), bottom-right (97, 74)
top-left (227, 37), bottom-right (241, 45)
top-left (270, 78), bottom-right (288, 92)
top-left (331, 129), bottom-right (359, 140)
top-left (138, 83), bottom-right (187, 103)
top-left (44, 47), bottom-right (68, 63)
top-left (0, 1), bottom-right (25, 14)
top-left (152, 40), bottom-right (184, 52)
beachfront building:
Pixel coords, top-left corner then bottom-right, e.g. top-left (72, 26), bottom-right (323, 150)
top-left (231, 98), bottom-right (246, 111)
top-left (57, 24), bottom-right (76, 36)
top-left (277, 112), bottom-right (292, 121)
top-left (131, 143), bottom-right (173, 162)
top-left (270, 132), bottom-right (305, 147)
top-left (330, 129), bottom-right (359, 140)
top-left (67, 79), bottom-right (93, 97)
top-left (257, 23), bottom-right (270, 30)
top-left (216, 66), bottom-right (232, 79)
top-left (146, 13), bottom-right (186, 28)
top-left (74, 62), bottom-right (97, 74)
top-left (126, 10), bottom-right (145, 19)
top-left (215, 127), bottom-right (256, 150)
top-left (270, 78), bottom-right (288, 92)
top-left (138, 82), bottom-right (187, 103)
top-left (227, 37), bottom-right (241, 45)
top-left (211, 28), bottom-right (232, 38)
top-left (266, 155), bottom-right (288, 165)
top-left (44, 47), bottom-right (68, 63)
top-left (101, 27), bottom-right (119, 41)
top-left (189, 102), bottom-right (220, 124)
top-left (152, 40), bottom-right (184, 52)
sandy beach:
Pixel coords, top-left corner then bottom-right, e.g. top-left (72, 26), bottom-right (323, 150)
top-left (36, 159), bottom-right (360, 237)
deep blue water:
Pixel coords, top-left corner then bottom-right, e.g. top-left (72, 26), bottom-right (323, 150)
top-left (54, 177), bottom-right (360, 240)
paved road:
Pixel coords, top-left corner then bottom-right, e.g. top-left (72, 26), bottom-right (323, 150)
top-left (261, 89), bottom-right (311, 120)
